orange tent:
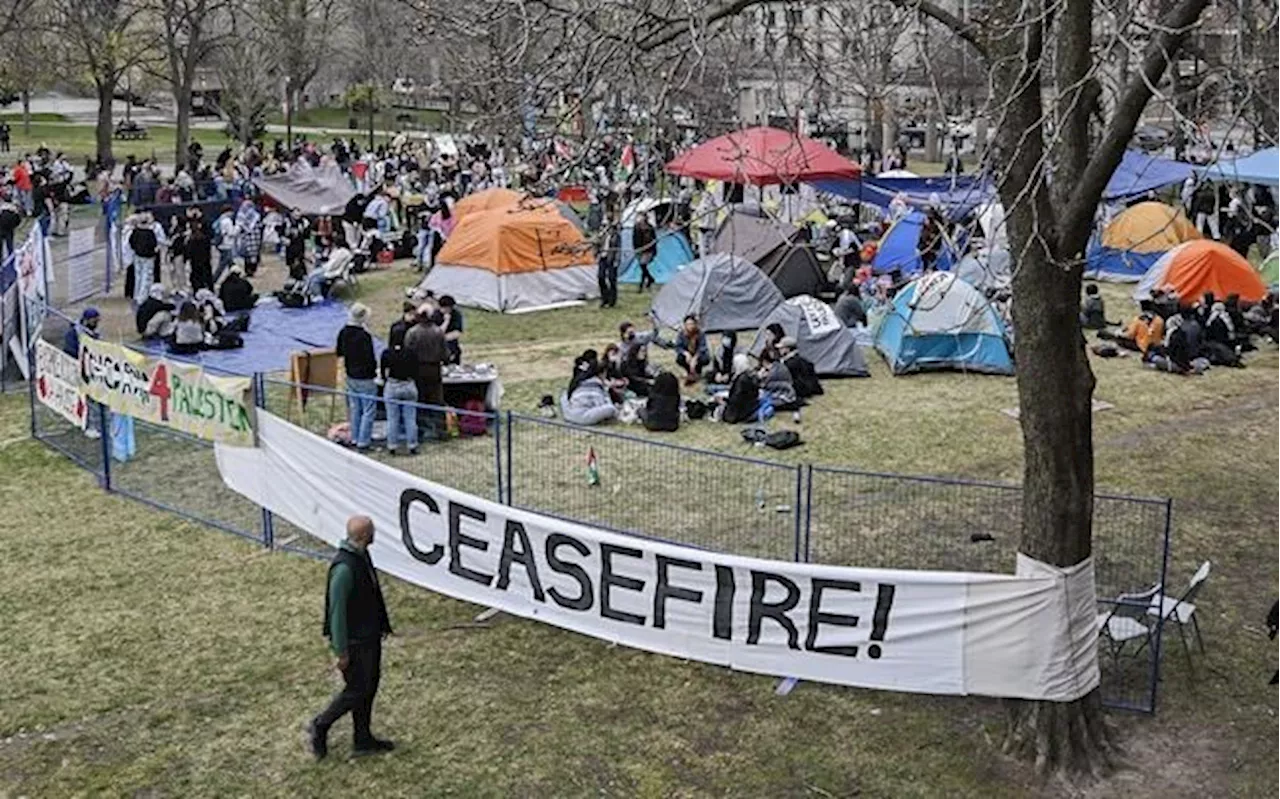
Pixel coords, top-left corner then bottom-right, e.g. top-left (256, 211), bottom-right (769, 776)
top-left (422, 192), bottom-right (597, 312)
top-left (1133, 240), bottom-right (1267, 305)
top-left (452, 188), bottom-right (526, 222)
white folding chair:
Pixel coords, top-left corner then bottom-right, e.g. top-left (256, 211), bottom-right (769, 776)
top-left (1148, 560), bottom-right (1210, 674)
top-left (1097, 584), bottom-right (1163, 663)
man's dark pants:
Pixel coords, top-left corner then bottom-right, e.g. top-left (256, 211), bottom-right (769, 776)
top-left (313, 640), bottom-right (382, 745)
top-left (598, 257), bottom-right (617, 307)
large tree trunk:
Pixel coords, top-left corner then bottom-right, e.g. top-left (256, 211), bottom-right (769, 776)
top-left (95, 80), bottom-right (115, 167)
top-left (20, 89), bottom-right (30, 136)
top-left (174, 77), bottom-right (193, 168)
top-left (988, 0), bottom-right (1114, 779)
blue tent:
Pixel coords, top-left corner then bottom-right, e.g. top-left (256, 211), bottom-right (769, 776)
top-left (874, 272), bottom-right (1013, 375)
top-left (1103, 150), bottom-right (1195, 201)
top-left (811, 175), bottom-right (994, 221)
top-left (871, 210), bottom-right (966, 275)
top-left (1197, 147), bottom-right (1279, 187)
top-left (619, 229), bottom-right (695, 284)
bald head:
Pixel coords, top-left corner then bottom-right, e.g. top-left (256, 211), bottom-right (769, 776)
top-left (347, 515), bottom-right (375, 549)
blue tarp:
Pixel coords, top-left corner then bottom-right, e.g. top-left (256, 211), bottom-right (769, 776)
top-left (619, 230), bottom-right (695, 284)
top-left (1102, 150), bottom-right (1195, 201)
top-left (1197, 147), bottom-right (1279, 188)
top-left (812, 175), bottom-right (995, 221)
top-left (136, 298), bottom-right (369, 375)
top-left (871, 210), bottom-right (966, 276)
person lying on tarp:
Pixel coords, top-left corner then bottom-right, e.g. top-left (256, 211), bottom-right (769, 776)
top-left (562, 351), bottom-right (617, 426)
top-left (777, 336), bottom-right (822, 399)
top-left (218, 265), bottom-right (258, 312)
top-left (136, 283), bottom-right (176, 339)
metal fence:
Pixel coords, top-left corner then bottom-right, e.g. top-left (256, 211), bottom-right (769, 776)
top-left (24, 322), bottom-right (1174, 713)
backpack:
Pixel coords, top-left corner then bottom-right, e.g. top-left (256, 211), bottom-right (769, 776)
top-left (764, 430), bottom-right (802, 450)
top-left (459, 399), bottom-right (488, 436)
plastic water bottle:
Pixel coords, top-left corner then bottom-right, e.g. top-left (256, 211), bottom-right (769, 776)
top-left (792, 409), bottom-right (801, 425)
top-left (755, 486), bottom-right (765, 511)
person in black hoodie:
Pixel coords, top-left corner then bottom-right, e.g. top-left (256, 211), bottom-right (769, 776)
top-left (719, 354), bottom-right (760, 424)
top-left (218, 265), bottom-right (258, 312)
top-left (0, 198), bottom-right (20, 259)
top-left (778, 337), bottom-right (823, 399)
top-left (641, 371), bottom-right (681, 432)
top-left (135, 283), bottom-right (176, 338)
top-left (632, 216), bottom-right (658, 291)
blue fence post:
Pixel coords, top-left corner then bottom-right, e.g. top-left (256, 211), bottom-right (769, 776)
top-left (26, 343), bottom-right (36, 438)
top-left (253, 373), bottom-right (274, 550)
top-left (505, 410), bottom-right (514, 506)
top-left (792, 465), bottom-right (803, 563)
top-left (98, 403), bottom-right (112, 490)
top-left (803, 464), bottom-right (814, 564)
top-left (493, 412), bottom-right (504, 504)
top-left (1148, 498), bottom-right (1174, 714)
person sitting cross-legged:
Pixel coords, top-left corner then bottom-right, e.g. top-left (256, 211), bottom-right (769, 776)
top-left (674, 315), bottom-right (710, 385)
top-left (135, 283), bottom-right (176, 339)
top-left (640, 371), bottom-right (681, 432)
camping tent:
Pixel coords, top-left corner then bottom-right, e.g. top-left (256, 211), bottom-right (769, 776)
top-left (1085, 201), bottom-right (1200, 281)
top-left (871, 210), bottom-right (965, 275)
top-left (975, 200), bottom-right (1008, 251)
top-left (1132, 240), bottom-right (1267, 304)
top-left (453, 188), bottom-right (527, 222)
top-left (710, 210), bottom-right (828, 297)
top-left (422, 194), bottom-right (597, 312)
top-left (619, 230), bottom-right (695, 285)
top-left (875, 272), bottom-right (1014, 375)
top-left (1103, 150), bottom-right (1195, 201)
top-left (1260, 250), bottom-right (1278, 287)
top-left (1197, 147), bottom-right (1279, 187)
top-left (650, 254), bottom-right (785, 332)
top-left (253, 161), bottom-right (355, 216)
top-left (749, 295), bottom-right (870, 377)
top-left (666, 126), bottom-right (861, 185)
top-left (953, 248), bottom-right (1012, 293)
top-left (811, 175), bottom-right (996, 221)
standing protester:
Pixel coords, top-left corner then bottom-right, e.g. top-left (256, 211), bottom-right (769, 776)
top-left (128, 212), bottom-right (162, 307)
top-left (404, 306), bottom-right (448, 434)
top-left (596, 211), bottom-right (620, 308)
top-left (236, 199), bottom-right (263, 276)
top-left (379, 320), bottom-right (420, 456)
top-left (336, 303), bottom-right (378, 451)
top-left (187, 218), bottom-right (214, 292)
top-left (12, 156), bottom-right (30, 214)
top-left (308, 515), bottom-right (395, 760)
top-left (632, 216), bottom-right (657, 292)
top-left (213, 205), bottom-right (239, 282)
top-left (0, 122), bottom-right (10, 153)
top-left (0, 196), bottom-right (19, 259)
top-left (440, 295), bottom-right (464, 365)
top-left (282, 208), bottom-right (311, 280)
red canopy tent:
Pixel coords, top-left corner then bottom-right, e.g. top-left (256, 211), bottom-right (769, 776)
top-left (665, 126), bottom-right (861, 185)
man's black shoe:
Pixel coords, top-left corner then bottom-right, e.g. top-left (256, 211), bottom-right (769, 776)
top-left (306, 721), bottom-right (328, 761)
top-left (353, 737), bottom-right (396, 756)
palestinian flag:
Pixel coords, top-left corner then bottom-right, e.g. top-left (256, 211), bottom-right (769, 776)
top-left (586, 446), bottom-right (600, 486)
top-left (618, 143), bottom-right (634, 177)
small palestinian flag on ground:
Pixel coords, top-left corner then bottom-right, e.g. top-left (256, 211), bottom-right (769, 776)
top-left (586, 446), bottom-right (600, 486)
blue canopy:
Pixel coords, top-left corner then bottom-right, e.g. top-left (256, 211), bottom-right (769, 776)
top-left (1197, 147), bottom-right (1279, 187)
top-left (1103, 150), bottom-right (1194, 201)
top-left (812, 175), bottom-right (995, 221)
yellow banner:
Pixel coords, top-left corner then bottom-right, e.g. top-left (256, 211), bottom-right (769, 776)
top-left (78, 338), bottom-right (255, 447)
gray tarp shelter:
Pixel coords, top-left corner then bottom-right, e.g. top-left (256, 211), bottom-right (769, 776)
top-left (750, 295), bottom-right (870, 377)
top-left (650, 253), bottom-right (785, 332)
top-left (711, 210), bottom-right (828, 297)
top-left (253, 161), bottom-right (357, 216)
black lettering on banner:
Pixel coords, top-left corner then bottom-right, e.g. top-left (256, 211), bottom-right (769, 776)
top-left (868, 584), bottom-right (895, 659)
top-left (804, 578), bottom-right (863, 657)
top-left (712, 565), bottom-right (735, 640)
top-left (599, 543), bottom-right (646, 626)
top-left (747, 571), bottom-right (801, 649)
top-left (496, 519), bottom-right (545, 602)
top-left (653, 555), bottom-right (703, 629)
top-left (448, 502), bottom-right (493, 586)
top-left (399, 489), bottom-right (444, 564)
top-left (545, 533), bottom-right (594, 611)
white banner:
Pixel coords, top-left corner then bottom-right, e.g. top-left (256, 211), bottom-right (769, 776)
top-left (790, 295), bottom-right (841, 337)
top-left (216, 412), bottom-right (1100, 702)
top-left (9, 225), bottom-right (51, 378)
top-left (66, 228), bottom-right (98, 304)
top-left (35, 338), bottom-right (87, 429)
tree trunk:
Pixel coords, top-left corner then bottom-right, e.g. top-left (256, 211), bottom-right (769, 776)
top-left (95, 81), bottom-right (115, 167)
top-left (174, 79), bottom-right (193, 168)
top-left (20, 89), bottom-right (30, 136)
top-left (988, 0), bottom-right (1113, 779)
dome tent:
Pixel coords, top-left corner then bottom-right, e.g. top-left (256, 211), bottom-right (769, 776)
top-left (874, 272), bottom-right (1013, 375)
top-left (422, 191), bottom-right (597, 312)
top-left (1085, 201), bottom-right (1200, 281)
top-left (711, 210), bottom-right (828, 297)
top-left (1132, 240), bottom-right (1267, 304)
top-left (650, 254), bottom-right (785, 332)
top-left (871, 210), bottom-right (965, 276)
top-left (953, 248), bottom-right (1012, 293)
top-left (618, 196), bottom-right (694, 285)
top-left (749, 295), bottom-right (870, 377)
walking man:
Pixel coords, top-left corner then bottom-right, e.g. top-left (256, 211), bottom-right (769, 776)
top-left (596, 209), bottom-right (619, 308)
top-left (308, 515), bottom-right (395, 760)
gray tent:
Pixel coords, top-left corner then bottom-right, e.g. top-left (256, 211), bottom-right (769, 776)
top-left (253, 161), bottom-right (356, 216)
top-left (953, 247), bottom-right (1012, 293)
top-left (750, 295), bottom-right (870, 377)
top-left (650, 254), bottom-right (785, 332)
top-left (712, 210), bottom-right (828, 298)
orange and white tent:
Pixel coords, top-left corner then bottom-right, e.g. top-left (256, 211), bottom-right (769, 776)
top-left (422, 189), bottom-right (597, 312)
top-left (1133, 240), bottom-right (1267, 305)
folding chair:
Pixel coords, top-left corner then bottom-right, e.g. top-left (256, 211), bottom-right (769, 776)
top-left (1097, 584), bottom-right (1163, 665)
top-left (1147, 560), bottom-right (1210, 674)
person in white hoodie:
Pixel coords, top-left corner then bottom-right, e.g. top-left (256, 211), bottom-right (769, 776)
top-left (213, 205), bottom-right (239, 283)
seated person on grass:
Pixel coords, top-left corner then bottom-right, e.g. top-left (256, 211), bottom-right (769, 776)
top-left (778, 336), bottom-right (822, 398)
top-left (757, 348), bottom-right (799, 410)
top-left (1100, 301), bottom-right (1164, 356)
top-left (170, 302), bottom-right (206, 355)
top-left (718, 354), bottom-right (761, 424)
top-left (563, 353), bottom-right (617, 426)
top-left (622, 341), bottom-right (656, 397)
top-left (674, 315), bottom-right (710, 385)
top-left (136, 283), bottom-right (176, 339)
top-left (1203, 302), bottom-right (1245, 367)
top-left (218, 265), bottom-right (258, 312)
top-left (1079, 284), bottom-right (1111, 330)
top-left (640, 372), bottom-right (681, 432)
top-left (709, 331), bottom-right (737, 385)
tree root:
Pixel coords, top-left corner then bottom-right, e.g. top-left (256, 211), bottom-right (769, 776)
top-left (1001, 689), bottom-right (1119, 784)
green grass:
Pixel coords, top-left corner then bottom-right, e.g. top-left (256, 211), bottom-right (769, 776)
top-left (8, 253), bottom-right (1279, 795)
top-left (267, 105), bottom-right (448, 135)
top-left (2, 122), bottom-right (236, 163)
top-left (0, 112), bottom-right (72, 123)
